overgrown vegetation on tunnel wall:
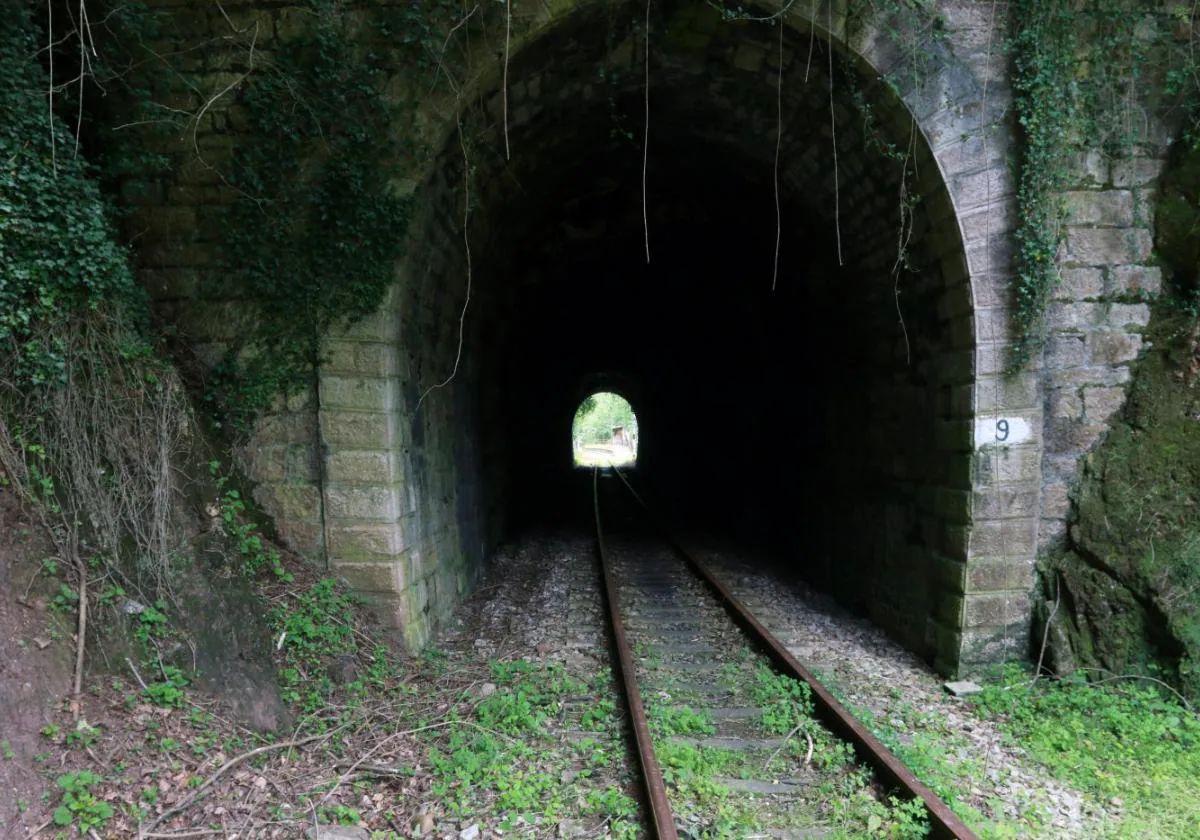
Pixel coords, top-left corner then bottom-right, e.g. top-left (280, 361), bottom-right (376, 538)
top-left (1037, 136), bottom-right (1200, 702)
top-left (1009, 0), bottom-right (1200, 368)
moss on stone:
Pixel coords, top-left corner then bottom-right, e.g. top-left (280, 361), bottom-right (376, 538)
top-left (1040, 302), bottom-right (1200, 700)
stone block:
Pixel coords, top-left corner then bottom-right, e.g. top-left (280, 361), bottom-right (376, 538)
top-left (1111, 156), bottom-right (1165, 187)
top-left (1046, 301), bottom-right (1105, 330)
top-left (952, 166), bottom-right (1014, 211)
top-left (966, 558), bottom-right (1034, 593)
top-left (975, 372), bottom-right (1039, 412)
top-left (958, 622), bottom-right (1030, 664)
top-left (1046, 364), bottom-right (1131, 390)
top-left (1086, 330), bottom-right (1142, 366)
top-left (246, 445), bottom-right (287, 483)
top-left (1110, 265), bottom-right (1162, 296)
top-left (331, 560), bottom-right (403, 594)
top-left (1055, 267), bottom-right (1104, 301)
top-left (1106, 303), bottom-right (1151, 329)
top-left (1044, 417), bottom-right (1107, 454)
top-left (1044, 334), bottom-right (1086, 369)
top-left (1042, 482), bottom-right (1071, 519)
top-left (319, 375), bottom-right (396, 412)
top-left (1046, 387), bottom-right (1083, 420)
top-left (966, 236), bottom-right (1015, 277)
top-left (326, 450), bottom-right (395, 485)
top-left (968, 516), bottom-right (1037, 557)
top-left (255, 483), bottom-right (321, 524)
top-left (1063, 227), bottom-right (1153, 265)
top-left (931, 554), bottom-right (968, 594)
top-left (1063, 190), bottom-right (1134, 226)
top-left (973, 487), bottom-right (1039, 519)
top-left (254, 411), bottom-right (317, 446)
top-left (964, 591), bottom-right (1032, 627)
top-left (328, 524), bottom-right (404, 562)
top-left (1083, 385), bottom-right (1127, 423)
top-left (1070, 149), bottom-right (1110, 186)
top-left (324, 341), bottom-right (398, 377)
top-left (320, 410), bottom-right (393, 448)
top-left (934, 592), bottom-right (965, 627)
top-left (273, 519), bottom-right (324, 559)
top-left (325, 485), bottom-right (399, 522)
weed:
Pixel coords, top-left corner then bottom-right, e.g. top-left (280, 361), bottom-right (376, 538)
top-left (210, 462), bottom-right (293, 581)
top-left (144, 664), bottom-right (189, 708)
top-left (65, 720), bottom-right (100, 749)
top-left (52, 770), bottom-right (113, 834)
top-left (975, 666), bottom-right (1200, 837)
top-left (319, 804), bottom-right (362, 825)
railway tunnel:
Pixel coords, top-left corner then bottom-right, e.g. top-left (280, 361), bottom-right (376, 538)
top-left (313, 3), bottom-right (1018, 674)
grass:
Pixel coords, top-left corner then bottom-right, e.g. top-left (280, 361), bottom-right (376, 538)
top-left (973, 665), bottom-right (1200, 838)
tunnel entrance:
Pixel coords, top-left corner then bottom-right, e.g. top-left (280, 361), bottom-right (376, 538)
top-left (573, 392), bottom-right (639, 468)
top-left (314, 1), bottom-right (1035, 673)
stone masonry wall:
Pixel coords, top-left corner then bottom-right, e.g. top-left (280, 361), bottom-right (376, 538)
top-left (106, 0), bottom-right (1184, 674)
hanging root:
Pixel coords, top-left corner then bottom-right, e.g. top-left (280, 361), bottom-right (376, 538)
top-left (415, 118), bottom-right (473, 414)
top-left (642, 0), bottom-right (652, 264)
top-left (827, 3), bottom-right (842, 266)
top-left (772, 19), bottom-right (783, 291)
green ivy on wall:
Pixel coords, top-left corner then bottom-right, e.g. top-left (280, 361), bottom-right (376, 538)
top-left (203, 1), bottom-right (419, 430)
top-left (1008, 0), bottom-right (1080, 369)
top-left (1009, 0), bottom-right (1196, 368)
top-left (0, 7), bottom-right (145, 384)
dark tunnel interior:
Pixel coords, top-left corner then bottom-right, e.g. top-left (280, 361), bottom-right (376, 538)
top-left (400, 4), bottom-right (976, 661)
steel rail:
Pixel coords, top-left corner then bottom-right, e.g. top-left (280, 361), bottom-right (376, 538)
top-left (592, 468), bottom-right (679, 840)
top-left (611, 466), bottom-right (979, 840)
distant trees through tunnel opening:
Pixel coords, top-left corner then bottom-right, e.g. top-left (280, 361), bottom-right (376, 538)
top-left (573, 392), bottom-right (639, 468)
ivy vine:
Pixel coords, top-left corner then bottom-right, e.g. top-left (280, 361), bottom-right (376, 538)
top-left (203, 1), bottom-right (426, 430)
top-left (0, 6), bottom-right (146, 385)
top-left (1009, 0), bottom-right (1198, 368)
top-left (196, 0), bottom-right (468, 429)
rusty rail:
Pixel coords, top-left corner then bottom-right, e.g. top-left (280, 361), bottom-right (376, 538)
top-left (592, 469), bottom-right (679, 840)
top-left (610, 467), bottom-right (979, 840)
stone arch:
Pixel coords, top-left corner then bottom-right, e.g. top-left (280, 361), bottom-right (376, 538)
top-left (313, 0), bottom-right (1036, 672)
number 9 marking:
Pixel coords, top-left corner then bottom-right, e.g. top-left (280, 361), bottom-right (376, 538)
top-left (995, 419), bottom-right (1009, 442)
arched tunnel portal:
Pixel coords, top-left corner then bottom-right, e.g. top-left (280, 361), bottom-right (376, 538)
top-left (312, 2), bottom-right (1038, 676)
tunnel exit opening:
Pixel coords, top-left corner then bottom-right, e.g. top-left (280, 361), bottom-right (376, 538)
top-left (314, 0), bottom-right (1037, 673)
top-left (572, 392), bottom-right (639, 468)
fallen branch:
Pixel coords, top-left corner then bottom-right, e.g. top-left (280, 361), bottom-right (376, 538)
top-left (139, 731), bottom-right (332, 835)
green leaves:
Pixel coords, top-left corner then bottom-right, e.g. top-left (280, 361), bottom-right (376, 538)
top-left (52, 770), bottom-right (113, 834)
top-left (0, 9), bottom-right (144, 386)
top-left (207, 1), bottom-right (416, 430)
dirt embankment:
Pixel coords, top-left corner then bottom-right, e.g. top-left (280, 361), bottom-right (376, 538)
top-left (0, 489), bottom-right (75, 832)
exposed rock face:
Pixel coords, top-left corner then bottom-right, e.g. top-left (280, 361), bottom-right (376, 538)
top-left (1038, 304), bottom-right (1200, 699)
top-left (178, 560), bottom-right (291, 733)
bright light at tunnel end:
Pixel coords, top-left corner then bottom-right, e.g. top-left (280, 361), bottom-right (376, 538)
top-left (572, 391), bottom-right (638, 468)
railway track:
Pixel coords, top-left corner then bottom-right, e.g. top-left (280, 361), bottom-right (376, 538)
top-left (592, 467), bottom-right (978, 839)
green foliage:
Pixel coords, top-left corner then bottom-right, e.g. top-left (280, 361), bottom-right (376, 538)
top-left (975, 665), bottom-right (1200, 837)
top-left (52, 770), bottom-right (113, 835)
top-left (647, 702), bottom-right (716, 738)
top-left (270, 578), bottom-right (358, 711)
top-left (205, 0), bottom-right (417, 429)
top-left (0, 8), bottom-right (144, 386)
top-left (749, 666), bottom-right (816, 735)
top-left (1008, 0), bottom-right (1080, 368)
top-left (427, 661), bottom-right (597, 821)
top-left (1008, 1), bottom-right (1197, 366)
top-left (65, 720), bottom-right (100, 749)
top-left (318, 804), bottom-right (362, 825)
top-left (144, 664), bottom-right (190, 708)
top-left (571, 392), bottom-right (638, 446)
top-left (209, 461), bottom-right (292, 581)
